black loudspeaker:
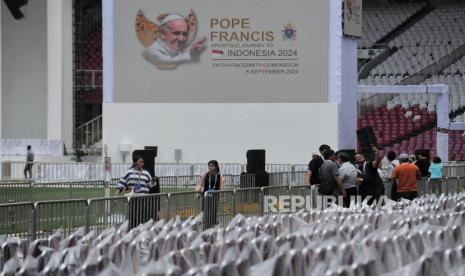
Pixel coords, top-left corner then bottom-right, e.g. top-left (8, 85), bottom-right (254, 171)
top-left (144, 146), bottom-right (158, 157)
top-left (254, 172), bottom-right (269, 187)
top-left (246, 149), bottom-right (266, 173)
top-left (357, 127), bottom-right (378, 161)
top-left (415, 149), bottom-right (431, 160)
top-left (357, 127), bottom-right (378, 148)
top-left (132, 149), bottom-right (156, 177)
top-left (339, 149), bottom-right (356, 163)
top-left (3, 0), bottom-right (28, 20)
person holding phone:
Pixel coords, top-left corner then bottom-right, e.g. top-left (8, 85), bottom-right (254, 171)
top-left (355, 145), bottom-right (385, 206)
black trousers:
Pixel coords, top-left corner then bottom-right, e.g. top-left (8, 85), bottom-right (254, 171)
top-left (204, 195), bottom-right (219, 229)
top-left (397, 191), bottom-right (418, 201)
top-left (24, 164), bottom-right (33, 178)
top-left (390, 181), bottom-right (398, 201)
top-left (343, 187), bottom-right (358, 208)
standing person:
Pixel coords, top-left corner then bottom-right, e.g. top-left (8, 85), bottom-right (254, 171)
top-left (429, 157), bottom-right (443, 179)
top-left (116, 155), bottom-right (153, 228)
top-left (307, 144), bottom-right (331, 186)
top-left (355, 146), bottom-right (385, 206)
top-left (24, 145), bottom-right (34, 179)
top-left (337, 152), bottom-right (358, 208)
top-left (415, 152), bottom-right (430, 178)
top-left (382, 151), bottom-right (399, 200)
top-left (428, 157), bottom-right (444, 194)
top-left (381, 151), bottom-right (399, 180)
top-left (196, 160), bottom-right (225, 229)
top-left (391, 153), bottom-right (421, 201)
top-left (318, 150), bottom-right (346, 200)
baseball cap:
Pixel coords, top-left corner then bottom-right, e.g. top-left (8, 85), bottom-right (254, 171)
top-left (398, 153), bottom-right (409, 161)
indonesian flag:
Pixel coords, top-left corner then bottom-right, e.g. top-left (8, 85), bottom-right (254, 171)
top-left (211, 49), bottom-right (224, 58)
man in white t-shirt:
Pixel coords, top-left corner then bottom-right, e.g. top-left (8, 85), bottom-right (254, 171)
top-left (337, 151), bottom-right (358, 207)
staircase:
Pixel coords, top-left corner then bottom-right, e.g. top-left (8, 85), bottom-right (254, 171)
top-left (72, 0), bottom-right (102, 151)
top-left (75, 115), bottom-right (102, 154)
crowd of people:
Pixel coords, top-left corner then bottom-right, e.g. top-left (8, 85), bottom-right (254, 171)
top-left (306, 144), bottom-right (444, 205)
top-left (113, 146), bottom-right (445, 228)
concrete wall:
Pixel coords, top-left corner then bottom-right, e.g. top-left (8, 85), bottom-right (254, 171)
top-left (1, 0), bottom-right (48, 138)
top-left (103, 103), bottom-right (338, 164)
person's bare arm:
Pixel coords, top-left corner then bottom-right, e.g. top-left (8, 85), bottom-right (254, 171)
top-left (220, 175), bottom-right (225, 190)
top-left (371, 146), bottom-right (382, 169)
top-left (335, 175), bottom-right (346, 196)
top-left (195, 174), bottom-right (205, 192)
top-left (306, 170), bottom-right (312, 186)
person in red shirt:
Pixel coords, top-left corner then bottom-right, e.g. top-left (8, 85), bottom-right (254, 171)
top-left (391, 153), bottom-right (421, 200)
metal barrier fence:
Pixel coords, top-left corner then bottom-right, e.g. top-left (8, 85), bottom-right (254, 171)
top-left (87, 196), bottom-right (128, 234)
top-left (0, 202), bottom-right (34, 240)
top-left (1, 161), bottom-right (311, 181)
top-left (1, 177), bottom-right (465, 240)
top-left (3, 161), bottom-right (465, 181)
top-left (166, 191), bottom-right (203, 221)
top-left (443, 164), bottom-right (465, 177)
top-left (3, 172), bottom-right (460, 205)
top-left (35, 199), bottom-right (88, 239)
top-left (0, 180), bottom-right (108, 204)
top-left (192, 163), bottom-right (243, 176)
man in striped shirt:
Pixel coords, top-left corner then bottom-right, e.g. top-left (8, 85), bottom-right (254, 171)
top-left (116, 155), bottom-right (152, 194)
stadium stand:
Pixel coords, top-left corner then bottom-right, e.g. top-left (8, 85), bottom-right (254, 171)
top-left (357, 105), bottom-right (436, 146)
top-left (362, 1), bottom-right (465, 80)
top-left (358, 1), bottom-right (465, 160)
top-left (359, 2), bottom-right (427, 49)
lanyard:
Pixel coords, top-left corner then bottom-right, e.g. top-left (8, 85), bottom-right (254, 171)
top-left (208, 174), bottom-right (217, 190)
top-left (357, 162), bottom-right (367, 175)
top-left (135, 170), bottom-right (142, 185)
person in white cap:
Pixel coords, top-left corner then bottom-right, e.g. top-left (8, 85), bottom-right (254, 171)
top-left (391, 153), bottom-right (420, 201)
top-left (143, 14), bottom-right (206, 66)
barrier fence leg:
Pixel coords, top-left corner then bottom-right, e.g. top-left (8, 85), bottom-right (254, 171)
top-left (85, 201), bottom-right (90, 234)
top-left (232, 190), bottom-right (237, 218)
top-left (31, 206), bottom-right (37, 241)
top-left (30, 182), bottom-right (34, 202)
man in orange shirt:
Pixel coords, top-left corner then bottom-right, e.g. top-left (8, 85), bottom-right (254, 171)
top-left (391, 153), bottom-right (421, 200)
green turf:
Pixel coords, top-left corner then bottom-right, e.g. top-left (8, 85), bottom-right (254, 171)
top-left (0, 186), bottom-right (202, 236)
top-left (0, 186), bottom-right (195, 204)
top-left (0, 187), bottom-right (194, 237)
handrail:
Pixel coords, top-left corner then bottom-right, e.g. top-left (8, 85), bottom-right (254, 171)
top-left (75, 115), bottom-right (102, 150)
top-left (1, 176), bottom-right (464, 240)
top-left (76, 115), bottom-right (102, 130)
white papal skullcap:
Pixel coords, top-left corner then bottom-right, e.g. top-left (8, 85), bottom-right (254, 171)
top-left (160, 14), bottom-right (185, 26)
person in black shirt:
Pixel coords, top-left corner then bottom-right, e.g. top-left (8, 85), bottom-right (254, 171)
top-left (355, 146), bottom-right (385, 206)
top-left (196, 160), bottom-right (224, 229)
top-left (415, 152), bottom-right (430, 177)
top-left (307, 144), bottom-right (331, 186)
